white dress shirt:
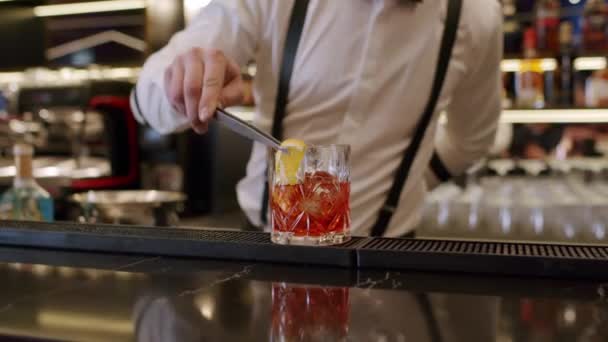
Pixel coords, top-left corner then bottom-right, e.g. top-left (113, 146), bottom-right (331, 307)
top-left (131, 0), bottom-right (503, 237)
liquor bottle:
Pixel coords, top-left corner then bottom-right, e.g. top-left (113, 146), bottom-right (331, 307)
top-left (517, 0), bottom-right (536, 14)
top-left (516, 28), bottom-right (545, 109)
top-left (560, 0), bottom-right (585, 50)
top-left (558, 22), bottom-right (575, 106)
top-left (504, 0), bottom-right (523, 55)
top-left (0, 144), bottom-right (54, 222)
top-left (583, 0), bottom-right (608, 52)
top-left (536, 0), bottom-right (561, 53)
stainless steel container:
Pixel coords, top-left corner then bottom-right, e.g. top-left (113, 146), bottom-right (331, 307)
top-left (70, 190), bottom-right (186, 226)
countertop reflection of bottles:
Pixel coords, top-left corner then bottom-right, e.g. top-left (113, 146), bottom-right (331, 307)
top-left (0, 144), bottom-right (53, 222)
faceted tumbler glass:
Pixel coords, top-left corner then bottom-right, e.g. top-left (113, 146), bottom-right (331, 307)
top-left (269, 144), bottom-right (351, 245)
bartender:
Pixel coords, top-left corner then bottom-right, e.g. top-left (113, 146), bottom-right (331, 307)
top-left (131, 0), bottom-right (502, 237)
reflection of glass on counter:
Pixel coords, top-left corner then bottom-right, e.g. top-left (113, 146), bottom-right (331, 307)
top-left (271, 283), bottom-right (349, 342)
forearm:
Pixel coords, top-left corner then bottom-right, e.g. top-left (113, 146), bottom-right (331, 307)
top-left (426, 1), bottom-right (503, 188)
top-left (131, 0), bottom-right (260, 134)
top-left (426, 117), bottom-right (499, 188)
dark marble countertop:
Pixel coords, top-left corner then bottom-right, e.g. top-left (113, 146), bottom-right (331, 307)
top-left (0, 245), bottom-right (607, 342)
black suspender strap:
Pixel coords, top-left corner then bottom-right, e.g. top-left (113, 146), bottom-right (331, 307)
top-left (271, 0), bottom-right (310, 140)
top-left (370, 0), bottom-right (463, 237)
top-left (260, 0), bottom-right (310, 225)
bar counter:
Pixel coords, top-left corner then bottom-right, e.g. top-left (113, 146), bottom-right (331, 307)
top-left (0, 221), bottom-right (607, 341)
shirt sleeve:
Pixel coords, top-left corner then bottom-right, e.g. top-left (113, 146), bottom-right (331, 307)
top-left (426, 3), bottom-right (503, 187)
top-left (130, 0), bottom-right (263, 134)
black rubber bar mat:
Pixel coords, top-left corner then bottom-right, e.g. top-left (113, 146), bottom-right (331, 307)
top-left (1, 220), bottom-right (608, 279)
top-left (0, 221), bottom-right (363, 268)
top-left (356, 238), bottom-right (608, 279)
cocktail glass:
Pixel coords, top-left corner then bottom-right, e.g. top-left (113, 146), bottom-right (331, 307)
top-left (269, 144), bottom-right (350, 245)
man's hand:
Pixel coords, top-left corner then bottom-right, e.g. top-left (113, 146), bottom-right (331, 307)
top-left (164, 48), bottom-right (244, 134)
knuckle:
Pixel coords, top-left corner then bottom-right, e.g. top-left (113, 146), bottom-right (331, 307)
top-left (185, 83), bottom-right (201, 97)
top-left (206, 49), bottom-right (225, 61)
top-left (203, 77), bottom-right (221, 89)
top-left (168, 87), bottom-right (182, 104)
top-left (173, 55), bottom-right (185, 66)
top-left (185, 48), bottom-right (202, 61)
top-left (198, 97), bottom-right (212, 109)
top-left (170, 62), bottom-right (184, 78)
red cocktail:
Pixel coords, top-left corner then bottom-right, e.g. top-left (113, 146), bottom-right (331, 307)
top-left (270, 144), bottom-right (350, 245)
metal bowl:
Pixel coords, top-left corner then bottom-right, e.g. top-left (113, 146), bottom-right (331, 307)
top-left (70, 190), bottom-right (186, 226)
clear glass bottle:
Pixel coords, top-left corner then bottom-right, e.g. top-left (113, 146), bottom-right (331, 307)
top-left (0, 144), bottom-right (54, 222)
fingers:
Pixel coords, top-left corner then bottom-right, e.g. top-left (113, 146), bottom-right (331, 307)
top-left (220, 77), bottom-right (245, 106)
top-left (199, 49), bottom-right (227, 122)
top-left (164, 59), bottom-right (186, 115)
top-left (183, 49), bottom-right (205, 129)
top-left (220, 59), bottom-right (245, 106)
top-left (164, 47), bottom-right (244, 135)
top-left (191, 120), bottom-right (209, 134)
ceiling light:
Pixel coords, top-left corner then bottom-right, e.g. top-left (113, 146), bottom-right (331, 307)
top-left (34, 0), bottom-right (146, 17)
